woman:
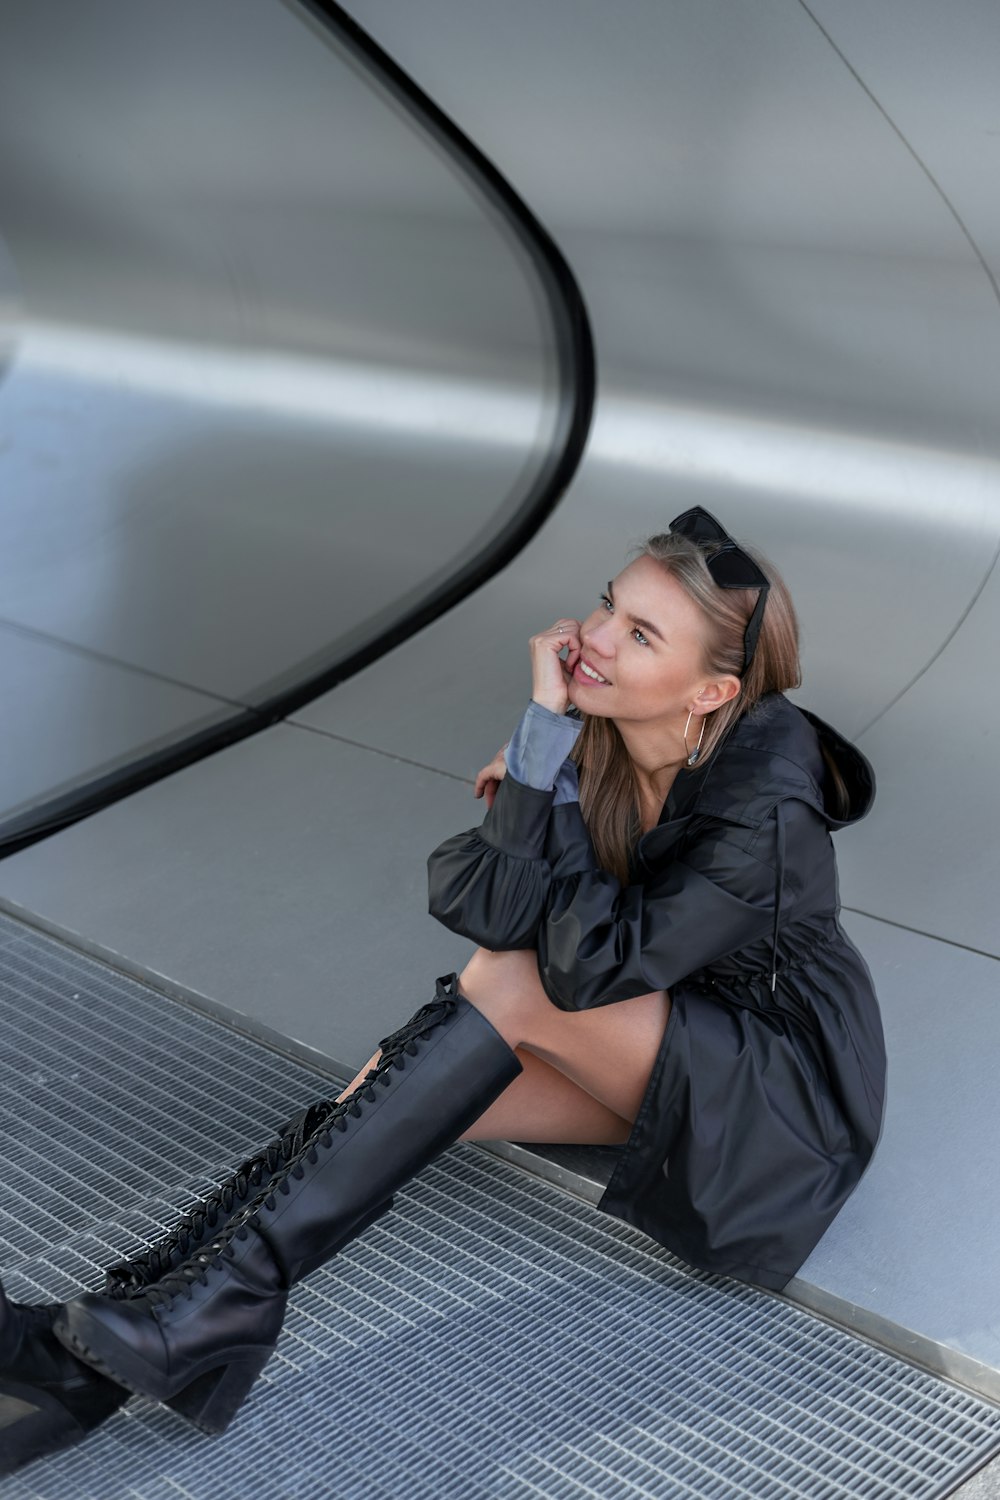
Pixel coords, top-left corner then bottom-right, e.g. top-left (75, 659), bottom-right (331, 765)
top-left (0, 506), bottom-right (886, 1473)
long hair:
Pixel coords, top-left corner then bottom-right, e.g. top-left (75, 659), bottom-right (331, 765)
top-left (570, 529), bottom-right (802, 884)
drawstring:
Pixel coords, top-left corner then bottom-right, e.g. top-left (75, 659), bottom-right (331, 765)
top-left (771, 802), bottom-right (786, 992)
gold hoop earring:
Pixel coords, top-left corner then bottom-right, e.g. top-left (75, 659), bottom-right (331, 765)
top-left (683, 710), bottom-right (706, 767)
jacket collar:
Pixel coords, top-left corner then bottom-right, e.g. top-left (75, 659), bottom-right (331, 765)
top-left (642, 692), bottom-right (875, 853)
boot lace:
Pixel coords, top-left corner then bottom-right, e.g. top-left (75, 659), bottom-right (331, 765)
top-left (104, 1097), bottom-right (338, 1296)
top-left (139, 977), bottom-right (461, 1310)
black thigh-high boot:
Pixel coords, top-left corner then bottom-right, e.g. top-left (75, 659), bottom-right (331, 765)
top-left (54, 975), bottom-right (522, 1435)
top-left (0, 1093), bottom-right (387, 1475)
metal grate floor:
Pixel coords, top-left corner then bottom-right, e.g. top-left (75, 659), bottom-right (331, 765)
top-left (2, 910), bottom-right (999, 1500)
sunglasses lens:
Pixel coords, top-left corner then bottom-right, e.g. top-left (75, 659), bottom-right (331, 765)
top-left (708, 550), bottom-right (767, 589)
top-left (670, 507), bottom-right (726, 546)
top-left (670, 508), bottom-right (765, 585)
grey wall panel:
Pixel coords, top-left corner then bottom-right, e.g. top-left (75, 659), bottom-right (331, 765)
top-left (0, 362), bottom-right (537, 701)
top-left (0, 2), bottom-right (552, 364)
top-left (839, 562), bottom-right (1000, 955)
top-left (805, 0), bottom-right (1000, 286)
top-left (0, 0), bottom-right (565, 825)
top-left (346, 0), bottom-right (1000, 426)
top-left (0, 624), bottom-right (231, 824)
top-left (0, 725), bottom-right (475, 1073)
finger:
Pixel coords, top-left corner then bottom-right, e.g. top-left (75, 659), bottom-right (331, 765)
top-left (534, 621), bottom-right (578, 643)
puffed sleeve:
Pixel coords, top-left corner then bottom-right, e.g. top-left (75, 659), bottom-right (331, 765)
top-left (428, 767), bottom-right (801, 1009)
top-left (427, 771), bottom-right (555, 950)
top-left (537, 808), bottom-right (782, 1009)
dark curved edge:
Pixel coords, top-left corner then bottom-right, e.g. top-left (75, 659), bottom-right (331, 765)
top-left (1, 0), bottom-right (595, 860)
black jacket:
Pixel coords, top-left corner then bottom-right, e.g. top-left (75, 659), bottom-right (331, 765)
top-left (427, 692), bottom-right (886, 1290)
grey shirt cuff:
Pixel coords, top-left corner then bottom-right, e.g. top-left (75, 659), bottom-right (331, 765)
top-left (505, 700), bottom-right (583, 804)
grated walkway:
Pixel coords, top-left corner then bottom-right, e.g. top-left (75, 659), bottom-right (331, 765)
top-left (2, 912), bottom-right (999, 1500)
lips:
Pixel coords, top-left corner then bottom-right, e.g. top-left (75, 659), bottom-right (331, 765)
top-left (575, 657), bottom-right (611, 685)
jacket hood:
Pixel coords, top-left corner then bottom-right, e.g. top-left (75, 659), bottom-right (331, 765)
top-left (635, 692), bottom-right (875, 998)
top-left (660, 692), bottom-right (875, 834)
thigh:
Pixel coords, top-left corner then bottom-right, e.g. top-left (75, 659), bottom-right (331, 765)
top-left (460, 1047), bottom-right (633, 1145)
top-left (459, 947), bottom-right (671, 1125)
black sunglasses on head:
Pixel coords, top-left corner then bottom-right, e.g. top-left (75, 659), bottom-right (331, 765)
top-left (668, 506), bottom-right (770, 676)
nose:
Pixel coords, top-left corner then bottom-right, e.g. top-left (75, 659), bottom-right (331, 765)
top-left (581, 614), bottom-right (615, 660)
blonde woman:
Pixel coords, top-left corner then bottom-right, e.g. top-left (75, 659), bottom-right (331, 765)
top-left (1, 507), bottom-right (885, 1472)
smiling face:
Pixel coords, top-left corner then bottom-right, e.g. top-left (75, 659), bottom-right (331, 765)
top-left (568, 554), bottom-right (740, 739)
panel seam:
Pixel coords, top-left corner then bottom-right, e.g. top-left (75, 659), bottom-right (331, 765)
top-left (795, 0), bottom-right (1000, 739)
top-left (841, 905), bottom-right (1000, 965)
top-left (796, 0), bottom-right (1000, 309)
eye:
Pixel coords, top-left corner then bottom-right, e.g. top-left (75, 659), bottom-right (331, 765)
top-left (599, 591), bottom-right (613, 612)
top-left (632, 626), bottom-right (650, 647)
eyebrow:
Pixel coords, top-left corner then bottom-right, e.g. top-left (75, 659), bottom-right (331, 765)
top-left (607, 579), bottom-right (665, 642)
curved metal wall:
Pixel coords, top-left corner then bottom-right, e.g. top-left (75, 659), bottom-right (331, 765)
top-left (0, 0), bottom-right (591, 847)
top-left (1, 0), bottom-right (998, 1401)
top-left (338, 0), bottom-right (1000, 961)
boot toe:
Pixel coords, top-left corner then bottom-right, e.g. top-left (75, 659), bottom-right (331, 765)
top-left (54, 1295), bottom-right (172, 1404)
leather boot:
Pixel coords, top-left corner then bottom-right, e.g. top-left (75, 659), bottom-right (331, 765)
top-left (100, 1095), bottom-right (375, 1298)
top-left (0, 1278), bottom-right (128, 1475)
top-left (54, 976), bottom-right (521, 1435)
top-left (1, 1095), bottom-right (377, 1474)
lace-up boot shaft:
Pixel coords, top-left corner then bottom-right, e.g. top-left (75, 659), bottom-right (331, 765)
top-left (1, 1096), bottom-right (356, 1475)
top-left (103, 1096), bottom-right (346, 1298)
top-left (54, 977), bottom-right (522, 1435)
top-left (249, 985), bottom-right (521, 1286)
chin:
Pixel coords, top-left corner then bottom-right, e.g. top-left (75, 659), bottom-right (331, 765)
top-left (568, 682), bottom-right (613, 717)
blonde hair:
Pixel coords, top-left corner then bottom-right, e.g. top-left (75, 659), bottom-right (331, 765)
top-left (570, 529), bottom-right (801, 883)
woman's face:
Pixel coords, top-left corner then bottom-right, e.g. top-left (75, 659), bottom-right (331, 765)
top-left (567, 554), bottom-right (737, 731)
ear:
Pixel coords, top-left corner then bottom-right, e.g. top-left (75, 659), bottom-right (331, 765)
top-left (692, 675), bottom-right (741, 713)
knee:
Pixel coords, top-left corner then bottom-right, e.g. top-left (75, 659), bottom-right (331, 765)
top-left (457, 948), bottom-right (544, 1043)
top-left (459, 946), bottom-right (537, 997)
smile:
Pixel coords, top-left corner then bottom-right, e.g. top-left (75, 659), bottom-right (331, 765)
top-left (575, 658), bottom-right (611, 685)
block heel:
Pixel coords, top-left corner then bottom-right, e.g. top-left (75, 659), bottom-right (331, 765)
top-left (164, 1350), bottom-right (273, 1434)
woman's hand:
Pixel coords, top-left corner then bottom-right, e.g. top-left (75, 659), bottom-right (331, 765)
top-left (474, 745), bottom-right (508, 810)
top-left (529, 618), bottom-right (581, 716)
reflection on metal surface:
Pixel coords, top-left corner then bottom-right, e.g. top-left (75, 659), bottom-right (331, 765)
top-left (0, 0), bottom-right (592, 850)
top-left (21, 323), bottom-right (541, 448)
top-left (593, 395), bottom-right (1000, 524)
top-left (0, 232), bottom-right (19, 374)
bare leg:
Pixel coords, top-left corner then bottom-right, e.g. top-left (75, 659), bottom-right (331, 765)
top-left (336, 1050), bottom-right (382, 1103)
top-left (457, 947), bottom-right (669, 1136)
top-left (336, 949), bottom-right (670, 1146)
top-left (460, 1046), bottom-right (634, 1143)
